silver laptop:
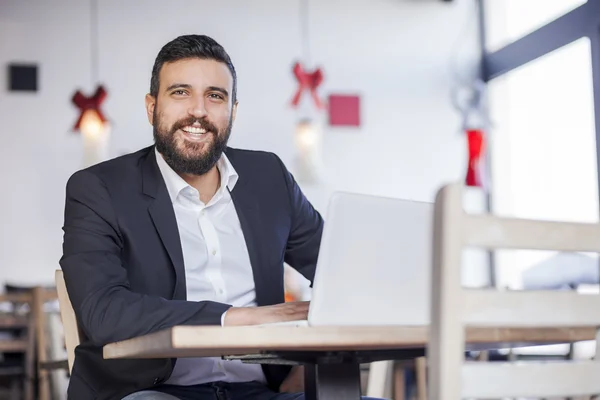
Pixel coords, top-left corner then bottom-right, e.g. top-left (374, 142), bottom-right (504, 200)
top-left (262, 191), bottom-right (434, 327)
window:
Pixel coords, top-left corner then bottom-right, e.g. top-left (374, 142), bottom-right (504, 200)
top-left (488, 37), bottom-right (598, 289)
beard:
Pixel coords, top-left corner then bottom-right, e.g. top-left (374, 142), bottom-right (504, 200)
top-left (153, 110), bottom-right (232, 176)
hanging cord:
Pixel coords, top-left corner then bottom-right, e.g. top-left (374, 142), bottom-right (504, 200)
top-left (90, 0), bottom-right (99, 85)
top-left (451, 80), bottom-right (487, 131)
top-left (447, 0), bottom-right (490, 132)
top-left (448, 0), bottom-right (478, 87)
top-left (300, 0), bottom-right (311, 67)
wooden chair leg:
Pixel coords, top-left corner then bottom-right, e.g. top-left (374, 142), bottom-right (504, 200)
top-left (33, 287), bottom-right (51, 400)
top-left (393, 363), bottom-right (406, 400)
top-left (366, 360), bottom-right (392, 398)
top-left (415, 357), bottom-right (427, 400)
top-left (476, 350), bottom-right (489, 361)
top-left (23, 306), bottom-right (35, 400)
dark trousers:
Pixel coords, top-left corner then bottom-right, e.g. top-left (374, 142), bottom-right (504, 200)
top-left (124, 381), bottom-right (381, 400)
top-left (156, 381), bottom-right (302, 400)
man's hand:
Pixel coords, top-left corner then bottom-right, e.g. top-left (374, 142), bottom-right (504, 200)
top-left (279, 365), bottom-right (304, 393)
top-left (223, 302), bottom-right (309, 326)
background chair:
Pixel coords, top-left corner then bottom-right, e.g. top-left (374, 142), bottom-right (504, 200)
top-left (428, 182), bottom-right (600, 399)
top-left (54, 270), bottom-right (82, 375)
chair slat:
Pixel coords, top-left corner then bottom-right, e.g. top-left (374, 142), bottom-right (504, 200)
top-left (463, 289), bottom-right (600, 327)
top-left (462, 360), bottom-right (600, 398)
top-left (464, 213), bottom-right (600, 252)
top-left (55, 270), bottom-right (81, 374)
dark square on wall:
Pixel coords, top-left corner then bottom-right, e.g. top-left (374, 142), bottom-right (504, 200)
top-left (8, 64), bottom-right (38, 92)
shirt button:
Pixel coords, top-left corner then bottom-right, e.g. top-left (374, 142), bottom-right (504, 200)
top-left (153, 377), bottom-right (160, 385)
top-left (218, 288), bottom-right (224, 294)
top-left (212, 249), bottom-right (217, 255)
top-left (200, 210), bottom-right (205, 216)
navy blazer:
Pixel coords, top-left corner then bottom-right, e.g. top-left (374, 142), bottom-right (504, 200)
top-left (59, 145), bottom-right (324, 400)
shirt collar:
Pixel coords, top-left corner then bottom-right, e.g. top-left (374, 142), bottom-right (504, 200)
top-left (154, 147), bottom-right (239, 204)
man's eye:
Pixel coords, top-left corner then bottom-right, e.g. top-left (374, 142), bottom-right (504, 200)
top-left (209, 93), bottom-right (224, 100)
top-left (172, 90), bottom-right (186, 95)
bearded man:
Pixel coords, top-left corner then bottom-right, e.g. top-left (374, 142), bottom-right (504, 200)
top-left (60, 34), bottom-right (325, 400)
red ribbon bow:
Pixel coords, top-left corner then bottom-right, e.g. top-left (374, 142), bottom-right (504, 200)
top-left (466, 128), bottom-right (485, 187)
top-left (71, 85), bottom-right (108, 131)
top-left (291, 62), bottom-right (324, 109)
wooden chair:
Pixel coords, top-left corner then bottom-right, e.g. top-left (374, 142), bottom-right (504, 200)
top-left (54, 270), bottom-right (82, 375)
top-left (33, 285), bottom-right (75, 400)
top-left (428, 182), bottom-right (600, 399)
top-left (32, 287), bottom-right (54, 400)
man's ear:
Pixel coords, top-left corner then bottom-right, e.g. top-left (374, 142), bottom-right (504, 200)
top-left (145, 94), bottom-right (156, 125)
top-left (231, 100), bottom-right (239, 123)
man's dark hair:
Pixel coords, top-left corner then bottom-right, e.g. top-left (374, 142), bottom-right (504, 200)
top-left (150, 34), bottom-right (237, 102)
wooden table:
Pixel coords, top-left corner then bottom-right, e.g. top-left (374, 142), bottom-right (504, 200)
top-left (104, 325), bottom-right (595, 400)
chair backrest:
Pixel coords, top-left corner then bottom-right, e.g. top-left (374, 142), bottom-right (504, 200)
top-left (55, 270), bottom-right (82, 374)
top-left (428, 182), bottom-right (600, 400)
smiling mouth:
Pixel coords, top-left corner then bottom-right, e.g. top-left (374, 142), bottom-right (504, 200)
top-left (179, 125), bottom-right (212, 143)
top-left (181, 126), bottom-right (207, 135)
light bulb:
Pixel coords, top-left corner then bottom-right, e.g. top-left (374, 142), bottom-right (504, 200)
top-left (295, 120), bottom-right (318, 152)
top-left (80, 109), bottom-right (105, 139)
top-left (79, 109), bottom-right (110, 167)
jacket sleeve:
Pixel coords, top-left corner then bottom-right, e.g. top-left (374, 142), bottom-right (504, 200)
top-left (59, 170), bottom-right (231, 346)
top-left (272, 155), bottom-right (324, 285)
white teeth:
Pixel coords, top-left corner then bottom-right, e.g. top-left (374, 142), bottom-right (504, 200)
top-left (182, 126), bottom-right (207, 134)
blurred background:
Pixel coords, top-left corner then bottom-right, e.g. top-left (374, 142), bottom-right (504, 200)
top-left (2, 0), bottom-right (600, 398)
top-left (1, 0), bottom-right (482, 287)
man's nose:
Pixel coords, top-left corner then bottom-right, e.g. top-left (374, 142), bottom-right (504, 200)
top-left (188, 97), bottom-right (208, 119)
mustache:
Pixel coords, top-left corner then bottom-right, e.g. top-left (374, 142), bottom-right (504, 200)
top-left (172, 117), bottom-right (218, 134)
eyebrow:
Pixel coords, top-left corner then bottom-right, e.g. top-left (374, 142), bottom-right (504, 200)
top-left (166, 83), bottom-right (192, 92)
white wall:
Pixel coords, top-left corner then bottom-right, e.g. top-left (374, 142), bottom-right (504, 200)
top-left (0, 0), bottom-right (481, 286)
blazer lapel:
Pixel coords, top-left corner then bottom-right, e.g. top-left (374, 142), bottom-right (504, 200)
top-left (141, 149), bottom-right (186, 299)
top-left (226, 150), bottom-right (272, 306)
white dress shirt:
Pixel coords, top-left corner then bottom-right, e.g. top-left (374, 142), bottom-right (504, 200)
top-left (155, 149), bottom-right (267, 386)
